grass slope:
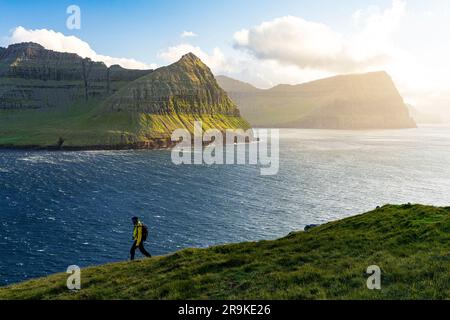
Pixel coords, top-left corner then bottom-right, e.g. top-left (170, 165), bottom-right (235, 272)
top-left (0, 100), bottom-right (250, 148)
top-left (1, 204), bottom-right (449, 300)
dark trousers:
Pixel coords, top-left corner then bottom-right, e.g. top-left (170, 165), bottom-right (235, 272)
top-left (130, 241), bottom-right (152, 260)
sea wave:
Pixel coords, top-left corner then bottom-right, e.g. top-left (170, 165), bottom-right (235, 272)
top-left (18, 155), bottom-right (57, 164)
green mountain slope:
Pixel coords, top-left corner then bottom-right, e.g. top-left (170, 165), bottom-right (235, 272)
top-left (217, 73), bottom-right (417, 129)
top-left (1, 204), bottom-right (449, 300)
top-left (0, 43), bottom-right (249, 149)
top-left (108, 53), bottom-right (241, 116)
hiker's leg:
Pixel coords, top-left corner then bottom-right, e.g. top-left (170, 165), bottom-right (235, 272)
top-left (130, 241), bottom-right (137, 260)
top-left (138, 242), bottom-right (152, 258)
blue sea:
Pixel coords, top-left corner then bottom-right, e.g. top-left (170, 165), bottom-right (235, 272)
top-left (1, 126), bottom-right (450, 286)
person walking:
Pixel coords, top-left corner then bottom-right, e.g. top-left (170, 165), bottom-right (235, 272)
top-left (130, 216), bottom-right (152, 260)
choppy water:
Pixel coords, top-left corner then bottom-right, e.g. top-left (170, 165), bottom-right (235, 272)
top-left (1, 126), bottom-right (450, 285)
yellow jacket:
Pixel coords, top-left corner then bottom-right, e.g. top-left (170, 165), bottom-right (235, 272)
top-left (133, 222), bottom-right (144, 246)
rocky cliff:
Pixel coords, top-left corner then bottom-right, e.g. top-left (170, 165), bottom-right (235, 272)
top-left (218, 72), bottom-right (416, 129)
top-left (107, 53), bottom-right (241, 116)
top-left (0, 43), bottom-right (249, 149)
top-left (0, 42), bottom-right (153, 110)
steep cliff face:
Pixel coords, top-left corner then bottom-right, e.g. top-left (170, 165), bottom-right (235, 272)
top-left (0, 42), bottom-right (104, 80)
top-left (0, 44), bottom-right (249, 149)
top-left (0, 42), bottom-right (153, 110)
top-left (218, 72), bottom-right (416, 129)
top-left (107, 53), bottom-right (241, 116)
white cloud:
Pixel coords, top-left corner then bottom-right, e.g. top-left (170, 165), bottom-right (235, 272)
top-left (180, 31), bottom-right (197, 38)
top-left (188, 0), bottom-right (406, 88)
top-left (158, 43), bottom-right (231, 74)
top-left (233, 1), bottom-right (407, 73)
top-left (348, 0), bottom-right (406, 62)
top-left (234, 16), bottom-right (352, 72)
top-left (5, 26), bottom-right (154, 69)
top-left (229, 0), bottom-right (450, 117)
top-left (158, 42), bottom-right (332, 89)
top-left (223, 53), bottom-right (333, 89)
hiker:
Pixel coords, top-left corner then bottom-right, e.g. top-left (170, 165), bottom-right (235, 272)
top-left (130, 216), bottom-right (152, 260)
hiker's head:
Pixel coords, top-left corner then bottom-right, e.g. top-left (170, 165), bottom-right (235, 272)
top-left (131, 216), bottom-right (139, 225)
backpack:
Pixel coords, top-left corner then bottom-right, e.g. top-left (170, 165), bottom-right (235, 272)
top-left (141, 224), bottom-right (149, 241)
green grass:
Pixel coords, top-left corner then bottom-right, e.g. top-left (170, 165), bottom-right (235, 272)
top-left (1, 204), bottom-right (449, 300)
top-left (0, 100), bottom-right (250, 148)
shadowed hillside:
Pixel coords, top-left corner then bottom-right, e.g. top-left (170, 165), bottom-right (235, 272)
top-left (217, 73), bottom-right (416, 129)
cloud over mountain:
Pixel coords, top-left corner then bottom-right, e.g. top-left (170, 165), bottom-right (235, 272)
top-left (158, 43), bottom-right (231, 73)
top-left (5, 26), bottom-right (154, 70)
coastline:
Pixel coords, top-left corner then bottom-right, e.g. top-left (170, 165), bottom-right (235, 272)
top-left (0, 140), bottom-right (179, 152)
top-left (0, 132), bottom-right (256, 152)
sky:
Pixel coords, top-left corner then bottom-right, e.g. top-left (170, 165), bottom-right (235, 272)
top-left (1, 0), bottom-right (450, 116)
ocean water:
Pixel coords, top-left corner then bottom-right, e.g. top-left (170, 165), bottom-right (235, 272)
top-left (1, 126), bottom-right (450, 285)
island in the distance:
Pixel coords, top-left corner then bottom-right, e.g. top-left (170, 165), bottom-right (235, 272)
top-left (0, 43), bottom-right (249, 150)
top-left (217, 72), bottom-right (417, 129)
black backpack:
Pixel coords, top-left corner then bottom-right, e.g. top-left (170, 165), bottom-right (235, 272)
top-left (141, 224), bottom-right (149, 241)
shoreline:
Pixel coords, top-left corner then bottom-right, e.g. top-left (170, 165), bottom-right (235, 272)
top-left (0, 142), bottom-right (178, 152)
top-left (1, 125), bottom-right (444, 152)
top-left (0, 134), bottom-right (256, 152)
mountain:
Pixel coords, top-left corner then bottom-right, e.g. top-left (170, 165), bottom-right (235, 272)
top-left (1, 204), bottom-right (449, 299)
top-left (0, 43), bottom-right (249, 149)
top-left (215, 75), bottom-right (260, 93)
top-left (107, 53), bottom-right (241, 116)
top-left (217, 73), bottom-right (417, 129)
top-left (0, 42), bottom-right (152, 110)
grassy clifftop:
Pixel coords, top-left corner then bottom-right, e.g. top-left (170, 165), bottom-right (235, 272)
top-left (1, 204), bottom-right (449, 300)
top-left (0, 102), bottom-right (249, 149)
